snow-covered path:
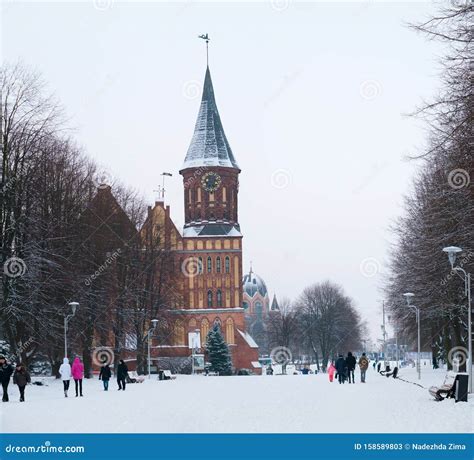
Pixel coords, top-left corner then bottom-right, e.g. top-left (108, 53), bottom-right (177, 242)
top-left (1, 367), bottom-right (472, 433)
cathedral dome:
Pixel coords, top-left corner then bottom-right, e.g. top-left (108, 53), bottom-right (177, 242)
top-left (242, 270), bottom-right (268, 299)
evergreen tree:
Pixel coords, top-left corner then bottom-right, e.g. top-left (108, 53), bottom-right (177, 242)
top-left (205, 325), bottom-right (232, 376)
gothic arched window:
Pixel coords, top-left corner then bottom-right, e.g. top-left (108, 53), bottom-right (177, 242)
top-left (207, 290), bottom-right (213, 308)
top-left (207, 256), bottom-right (212, 273)
top-left (198, 257), bottom-right (203, 274)
top-left (216, 257), bottom-right (221, 273)
top-left (225, 256), bottom-right (230, 274)
top-left (226, 318), bottom-right (235, 344)
top-left (216, 290), bottom-right (222, 307)
top-left (201, 318), bottom-right (210, 345)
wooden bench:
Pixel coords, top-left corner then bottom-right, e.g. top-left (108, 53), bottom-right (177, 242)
top-left (158, 369), bottom-right (176, 380)
top-left (127, 371), bottom-right (145, 383)
top-left (429, 371), bottom-right (457, 401)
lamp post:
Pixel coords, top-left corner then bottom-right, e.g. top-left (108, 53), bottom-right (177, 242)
top-left (64, 302), bottom-right (79, 358)
top-left (403, 293), bottom-right (421, 380)
top-left (442, 246), bottom-right (472, 393)
top-left (147, 319), bottom-right (159, 379)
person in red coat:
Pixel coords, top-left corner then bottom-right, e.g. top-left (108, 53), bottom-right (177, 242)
top-left (71, 357), bottom-right (84, 397)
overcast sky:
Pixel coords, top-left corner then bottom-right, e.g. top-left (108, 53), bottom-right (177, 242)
top-left (3, 1), bottom-right (446, 343)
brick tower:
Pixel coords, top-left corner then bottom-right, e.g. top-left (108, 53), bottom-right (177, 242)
top-left (174, 65), bottom-right (259, 372)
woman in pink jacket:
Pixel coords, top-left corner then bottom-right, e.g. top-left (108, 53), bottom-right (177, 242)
top-left (328, 361), bottom-right (336, 382)
top-left (71, 357), bottom-right (84, 397)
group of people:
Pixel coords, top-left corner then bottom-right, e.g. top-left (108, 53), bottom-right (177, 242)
top-left (58, 357), bottom-right (130, 397)
top-left (0, 354), bottom-right (131, 402)
top-left (328, 352), bottom-right (369, 384)
top-left (59, 357), bottom-right (128, 398)
top-left (0, 354), bottom-right (31, 402)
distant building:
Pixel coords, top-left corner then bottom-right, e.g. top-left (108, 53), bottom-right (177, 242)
top-left (242, 267), bottom-right (279, 355)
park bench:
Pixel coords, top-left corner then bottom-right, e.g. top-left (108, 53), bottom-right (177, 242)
top-left (428, 371), bottom-right (466, 401)
top-left (127, 371), bottom-right (145, 383)
top-left (158, 369), bottom-right (176, 380)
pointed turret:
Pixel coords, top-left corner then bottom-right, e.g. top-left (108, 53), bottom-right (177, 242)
top-left (270, 294), bottom-right (280, 312)
top-left (181, 67), bottom-right (239, 171)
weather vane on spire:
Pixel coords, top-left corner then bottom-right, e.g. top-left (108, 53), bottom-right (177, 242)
top-left (198, 33), bottom-right (210, 66)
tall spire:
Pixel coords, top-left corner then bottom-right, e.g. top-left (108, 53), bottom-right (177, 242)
top-left (181, 63), bottom-right (239, 170)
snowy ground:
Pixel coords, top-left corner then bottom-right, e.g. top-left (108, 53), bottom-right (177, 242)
top-left (1, 366), bottom-right (472, 433)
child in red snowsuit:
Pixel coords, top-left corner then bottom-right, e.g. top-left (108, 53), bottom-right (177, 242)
top-left (328, 362), bottom-right (336, 382)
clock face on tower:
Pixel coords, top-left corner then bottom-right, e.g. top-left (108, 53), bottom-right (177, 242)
top-left (201, 172), bottom-right (222, 192)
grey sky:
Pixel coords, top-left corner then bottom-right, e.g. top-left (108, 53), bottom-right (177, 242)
top-left (3, 1), bottom-right (445, 343)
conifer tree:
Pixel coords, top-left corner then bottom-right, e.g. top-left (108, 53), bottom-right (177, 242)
top-left (205, 325), bottom-right (232, 375)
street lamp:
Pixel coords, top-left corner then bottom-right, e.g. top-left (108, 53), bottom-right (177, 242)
top-left (403, 293), bottom-right (421, 380)
top-left (147, 319), bottom-right (159, 379)
top-left (64, 302), bottom-right (79, 358)
top-left (442, 246), bottom-right (472, 393)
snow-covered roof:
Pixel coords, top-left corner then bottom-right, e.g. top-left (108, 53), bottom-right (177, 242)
top-left (251, 361), bottom-right (262, 368)
top-left (237, 329), bottom-right (259, 348)
top-left (183, 223), bottom-right (242, 238)
top-left (181, 66), bottom-right (239, 171)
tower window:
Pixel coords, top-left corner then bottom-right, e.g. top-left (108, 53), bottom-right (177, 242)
top-left (216, 257), bottom-right (221, 273)
top-left (198, 257), bottom-right (203, 274)
top-left (217, 289), bottom-right (222, 307)
top-left (207, 256), bottom-right (212, 273)
top-left (207, 290), bottom-right (213, 308)
top-left (225, 256), bottom-right (230, 274)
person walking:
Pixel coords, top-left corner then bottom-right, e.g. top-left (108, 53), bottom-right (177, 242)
top-left (335, 354), bottom-right (347, 384)
top-left (358, 353), bottom-right (369, 383)
top-left (0, 355), bottom-right (14, 402)
top-left (99, 363), bottom-right (112, 391)
top-left (71, 357), bottom-right (84, 397)
top-left (117, 360), bottom-right (128, 391)
top-left (346, 352), bottom-right (357, 384)
top-left (59, 357), bottom-right (72, 397)
top-left (13, 363), bottom-right (31, 402)
top-left (327, 361), bottom-right (336, 382)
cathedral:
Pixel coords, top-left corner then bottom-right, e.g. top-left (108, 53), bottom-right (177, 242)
top-left (142, 65), bottom-right (261, 373)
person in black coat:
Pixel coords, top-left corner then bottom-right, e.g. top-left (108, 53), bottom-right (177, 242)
top-left (13, 363), bottom-right (31, 402)
top-left (335, 355), bottom-right (347, 384)
top-left (116, 360), bottom-right (128, 391)
top-left (346, 352), bottom-right (357, 384)
top-left (0, 355), bottom-right (14, 402)
top-left (99, 364), bottom-right (112, 391)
